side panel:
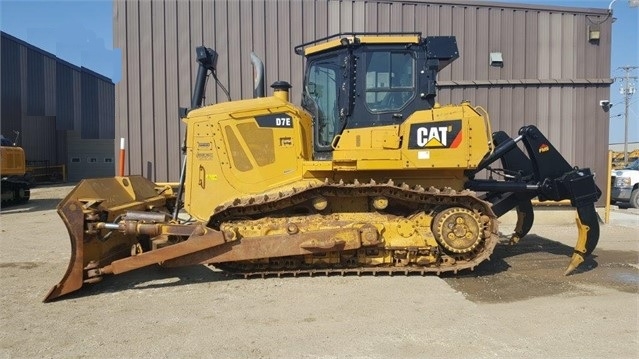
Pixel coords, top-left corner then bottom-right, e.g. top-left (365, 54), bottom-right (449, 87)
top-left (400, 104), bottom-right (491, 169)
top-left (184, 117), bottom-right (237, 222)
top-left (328, 103), bottom-right (492, 170)
top-left (218, 112), bottom-right (305, 189)
top-left (183, 99), bottom-right (313, 221)
top-left (331, 125), bottom-right (401, 162)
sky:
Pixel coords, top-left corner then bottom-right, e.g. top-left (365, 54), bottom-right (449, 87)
top-left (0, 0), bottom-right (118, 80)
top-left (0, 0), bottom-right (637, 144)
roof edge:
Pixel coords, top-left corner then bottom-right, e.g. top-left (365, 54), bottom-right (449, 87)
top-left (1, 31), bottom-right (113, 83)
top-left (379, 0), bottom-right (610, 15)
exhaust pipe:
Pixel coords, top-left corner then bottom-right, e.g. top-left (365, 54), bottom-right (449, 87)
top-left (250, 52), bottom-right (265, 98)
top-left (191, 47), bottom-right (218, 108)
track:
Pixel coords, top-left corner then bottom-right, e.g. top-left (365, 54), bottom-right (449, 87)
top-left (209, 179), bottom-right (500, 276)
top-left (0, 178), bottom-right (30, 206)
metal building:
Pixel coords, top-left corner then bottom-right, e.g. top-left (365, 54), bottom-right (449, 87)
top-left (0, 31), bottom-right (115, 182)
top-left (114, 0), bottom-right (613, 199)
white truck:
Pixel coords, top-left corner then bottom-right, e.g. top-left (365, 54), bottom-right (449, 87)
top-left (611, 159), bottom-right (639, 208)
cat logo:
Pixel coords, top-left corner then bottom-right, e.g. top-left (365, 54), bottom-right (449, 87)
top-left (408, 120), bottom-right (462, 149)
top-left (538, 144), bottom-right (550, 153)
top-left (417, 127), bottom-right (449, 147)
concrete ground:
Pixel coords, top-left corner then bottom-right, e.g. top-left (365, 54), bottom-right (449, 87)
top-left (0, 184), bottom-right (637, 359)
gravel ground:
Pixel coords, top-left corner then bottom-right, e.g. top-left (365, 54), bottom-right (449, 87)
top-left (0, 184), bottom-right (637, 359)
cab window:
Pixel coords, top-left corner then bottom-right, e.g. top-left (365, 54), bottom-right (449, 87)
top-left (305, 60), bottom-right (339, 147)
top-left (365, 52), bottom-right (414, 113)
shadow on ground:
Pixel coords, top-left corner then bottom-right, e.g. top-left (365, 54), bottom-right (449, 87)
top-left (41, 231), bottom-right (639, 303)
top-left (49, 265), bottom-right (234, 303)
top-left (0, 198), bottom-right (61, 214)
top-left (443, 233), bottom-right (639, 303)
top-left (445, 233), bottom-right (596, 278)
top-left (0, 183), bottom-right (75, 214)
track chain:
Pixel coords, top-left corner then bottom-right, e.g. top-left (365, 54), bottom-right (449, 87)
top-left (208, 178), bottom-right (500, 276)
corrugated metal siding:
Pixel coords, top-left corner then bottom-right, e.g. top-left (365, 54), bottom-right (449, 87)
top-left (150, 0), bottom-right (168, 181)
top-left (72, 71), bottom-right (82, 132)
top-left (98, 81), bottom-right (115, 139)
top-left (26, 48), bottom-right (45, 116)
top-left (79, 68), bottom-right (114, 140)
top-left (43, 56), bottom-right (56, 116)
top-left (124, 0), bottom-right (142, 176)
top-left (164, 0), bottom-right (182, 180)
top-left (22, 116), bottom-right (57, 164)
top-left (0, 35), bottom-right (22, 136)
top-left (0, 32), bottom-right (115, 173)
top-left (19, 46), bottom-right (28, 115)
top-left (56, 63), bottom-right (75, 131)
top-left (114, 1), bottom-right (129, 177)
top-left (114, 0), bottom-right (612, 200)
top-left (140, 0), bottom-right (155, 179)
top-left (81, 70), bottom-right (100, 139)
top-left (56, 129), bottom-right (67, 166)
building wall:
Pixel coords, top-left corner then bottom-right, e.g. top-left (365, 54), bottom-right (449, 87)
top-left (1, 35), bottom-right (22, 137)
top-left (0, 32), bottom-right (116, 180)
top-left (114, 0), bottom-right (613, 199)
top-left (66, 131), bottom-right (117, 181)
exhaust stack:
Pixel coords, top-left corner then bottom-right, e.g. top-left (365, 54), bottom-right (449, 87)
top-left (250, 52), bottom-right (265, 98)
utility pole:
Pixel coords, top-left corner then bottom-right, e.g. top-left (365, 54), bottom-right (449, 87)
top-left (617, 66), bottom-right (638, 164)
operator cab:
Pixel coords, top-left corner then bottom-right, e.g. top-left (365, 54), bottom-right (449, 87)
top-left (296, 33), bottom-right (459, 160)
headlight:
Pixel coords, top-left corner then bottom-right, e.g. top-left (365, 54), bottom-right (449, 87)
top-left (614, 177), bottom-right (632, 188)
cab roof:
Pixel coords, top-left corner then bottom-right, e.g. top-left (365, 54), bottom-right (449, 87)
top-left (295, 32), bottom-right (422, 56)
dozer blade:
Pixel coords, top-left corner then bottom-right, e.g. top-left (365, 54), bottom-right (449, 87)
top-left (44, 176), bottom-right (172, 302)
top-left (44, 200), bottom-right (87, 302)
top-left (564, 204), bottom-right (600, 275)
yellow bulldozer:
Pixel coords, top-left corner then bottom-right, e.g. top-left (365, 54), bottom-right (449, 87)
top-left (46, 33), bottom-right (601, 302)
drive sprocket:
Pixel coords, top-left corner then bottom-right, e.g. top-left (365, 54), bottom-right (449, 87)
top-left (432, 207), bottom-right (483, 254)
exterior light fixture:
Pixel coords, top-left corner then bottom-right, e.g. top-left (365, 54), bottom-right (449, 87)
top-left (588, 25), bottom-right (601, 42)
top-left (489, 52), bottom-right (503, 67)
